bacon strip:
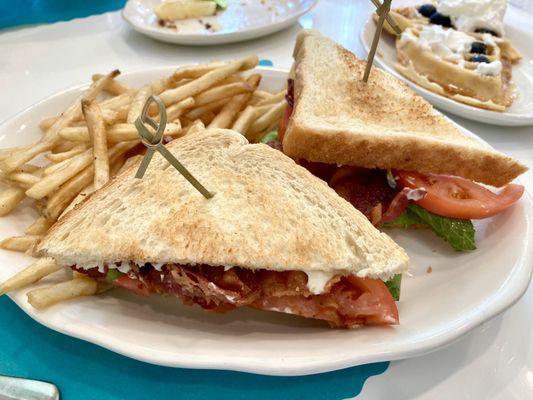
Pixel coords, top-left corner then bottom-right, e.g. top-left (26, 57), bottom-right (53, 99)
top-left (381, 187), bottom-right (427, 223)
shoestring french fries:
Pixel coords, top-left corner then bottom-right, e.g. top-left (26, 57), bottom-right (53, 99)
top-left (0, 56), bottom-right (286, 309)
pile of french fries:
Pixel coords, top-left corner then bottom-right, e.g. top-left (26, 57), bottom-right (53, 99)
top-left (0, 55), bottom-right (286, 309)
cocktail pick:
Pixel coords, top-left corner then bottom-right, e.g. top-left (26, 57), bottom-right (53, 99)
top-left (370, 0), bottom-right (401, 35)
top-left (134, 95), bottom-right (214, 199)
top-left (363, 0), bottom-right (393, 83)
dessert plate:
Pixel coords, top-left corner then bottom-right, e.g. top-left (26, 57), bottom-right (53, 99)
top-left (360, 2), bottom-right (533, 126)
top-left (122, 0), bottom-right (317, 45)
top-left (0, 67), bottom-right (531, 376)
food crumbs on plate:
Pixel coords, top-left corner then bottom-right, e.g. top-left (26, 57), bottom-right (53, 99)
top-left (427, 266), bottom-right (432, 274)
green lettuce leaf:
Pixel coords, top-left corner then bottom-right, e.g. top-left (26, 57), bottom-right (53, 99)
top-left (385, 274), bottom-right (402, 301)
top-left (106, 269), bottom-right (124, 282)
top-left (260, 130), bottom-right (278, 144)
top-left (383, 205), bottom-right (476, 251)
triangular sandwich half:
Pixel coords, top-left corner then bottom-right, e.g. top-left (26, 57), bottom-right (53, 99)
top-left (35, 128), bottom-right (408, 328)
top-left (278, 30), bottom-right (526, 252)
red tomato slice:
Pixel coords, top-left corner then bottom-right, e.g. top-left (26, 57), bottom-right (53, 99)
top-left (395, 171), bottom-right (524, 219)
top-left (344, 276), bottom-right (399, 325)
top-left (115, 275), bottom-right (151, 297)
top-left (278, 103), bottom-right (292, 143)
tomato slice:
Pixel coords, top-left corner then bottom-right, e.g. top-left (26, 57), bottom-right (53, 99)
top-left (278, 102), bottom-right (292, 143)
top-left (115, 275), bottom-right (151, 297)
top-left (395, 171), bottom-right (524, 219)
top-left (343, 276), bottom-right (399, 325)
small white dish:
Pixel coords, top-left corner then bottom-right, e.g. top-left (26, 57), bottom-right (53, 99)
top-left (0, 67), bottom-right (531, 376)
top-left (359, 3), bottom-right (533, 126)
top-left (122, 0), bottom-right (317, 45)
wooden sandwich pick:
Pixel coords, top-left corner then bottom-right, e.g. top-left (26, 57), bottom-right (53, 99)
top-left (363, 0), bottom-right (395, 83)
top-left (134, 95), bottom-right (214, 199)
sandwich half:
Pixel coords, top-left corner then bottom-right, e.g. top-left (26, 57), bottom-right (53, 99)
top-left (279, 30), bottom-right (526, 251)
top-left (35, 128), bottom-right (409, 328)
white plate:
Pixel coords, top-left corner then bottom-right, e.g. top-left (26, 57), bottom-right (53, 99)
top-left (359, 1), bottom-right (533, 126)
top-left (0, 67), bottom-right (532, 376)
top-left (122, 0), bottom-right (317, 45)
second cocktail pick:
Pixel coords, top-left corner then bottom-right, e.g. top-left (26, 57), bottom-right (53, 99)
top-left (363, 0), bottom-right (395, 83)
top-left (134, 95), bottom-right (214, 199)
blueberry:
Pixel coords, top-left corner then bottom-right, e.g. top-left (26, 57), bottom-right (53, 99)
top-left (471, 54), bottom-right (490, 63)
top-left (470, 41), bottom-right (487, 54)
top-left (475, 28), bottom-right (499, 37)
top-left (429, 12), bottom-right (452, 27)
top-left (417, 4), bottom-right (437, 18)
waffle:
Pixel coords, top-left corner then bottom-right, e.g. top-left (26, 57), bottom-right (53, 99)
top-left (376, 4), bottom-right (521, 111)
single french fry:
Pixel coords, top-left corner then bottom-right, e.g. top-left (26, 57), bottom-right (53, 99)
top-left (45, 145), bottom-right (87, 163)
top-left (27, 275), bottom-right (98, 309)
top-left (1, 70), bottom-right (119, 173)
top-left (43, 156), bottom-right (72, 176)
top-left (248, 90), bottom-right (274, 105)
top-left (7, 172), bottom-right (41, 189)
top-left (248, 100), bottom-right (286, 141)
top-left (52, 141), bottom-right (79, 153)
top-left (26, 148), bottom-right (94, 200)
top-left (0, 146), bottom-right (27, 161)
top-left (165, 97), bottom-right (195, 122)
top-left (193, 82), bottom-right (252, 107)
top-left (92, 73), bottom-right (132, 95)
top-left (82, 100), bottom-right (109, 190)
top-left (208, 74), bottom-right (261, 129)
top-left (0, 235), bottom-right (40, 252)
top-left (127, 85), bottom-right (153, 123)
top-left (160, 56), bottom-right (258, 106)
top-left (231, 105), bottom-right (257, 136)
top-left (169, 60), bottom-right (231, 81)
top-left (95, 93), bottom-right (134, 115)
top-left (0, 187), bottom-right (26, 216)
top-left (11, 164), bottom-right (40, 174)
top-left (185, 98), bottom-right (227, 120)
top-left (59, 122), bottom-right (182, 143)
top-left (255, 90), bottom-right (286, 106)
top-left (25, 216), bottom-right (54, 235)
top-left (0, 257), bottom-right (61, 295)
top-left (39, 117), bottom-right (58, 131)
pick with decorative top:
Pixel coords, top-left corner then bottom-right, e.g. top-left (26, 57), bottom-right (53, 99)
top-left (134, 95), bottom-right (214, 199)
top-left (363, 0), bottom-right (394, 83)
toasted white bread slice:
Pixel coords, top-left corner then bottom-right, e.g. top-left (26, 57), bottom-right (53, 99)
top-left (35, 128), bottom-right (408, 281)
top-left (282, 30), bottom-right (527, 187)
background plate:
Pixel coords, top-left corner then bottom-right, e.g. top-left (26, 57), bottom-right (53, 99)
top-left (0, 67), bottom-right (531, 376)
top-left (122, 0), bottom-right (317, 45)
top-left (359, 0), bottom-right (533, 126)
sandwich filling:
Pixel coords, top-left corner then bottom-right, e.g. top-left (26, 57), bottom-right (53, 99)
top-left (73, 263), bottom-right (399, 328)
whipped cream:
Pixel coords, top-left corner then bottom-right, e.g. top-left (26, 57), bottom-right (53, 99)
top-left (475, 60), bottom-right (502, 75)
top-left (401, 25), bottom-right (499, 76)
top-left (402, 25), bottom-right (474, 62)
top-left (437, 0), bottom-right (506, 36)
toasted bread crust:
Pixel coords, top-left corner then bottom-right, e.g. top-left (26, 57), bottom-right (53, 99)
top-left (36, 128), bottom-right (408, 280)
top-left (283, 30), bottom-right (527, 187)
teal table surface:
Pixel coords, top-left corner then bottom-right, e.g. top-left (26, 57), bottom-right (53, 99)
top-left (0, 296), bottom-right (389, 399)
top-left (0, 1), bottom-right (127, 30)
